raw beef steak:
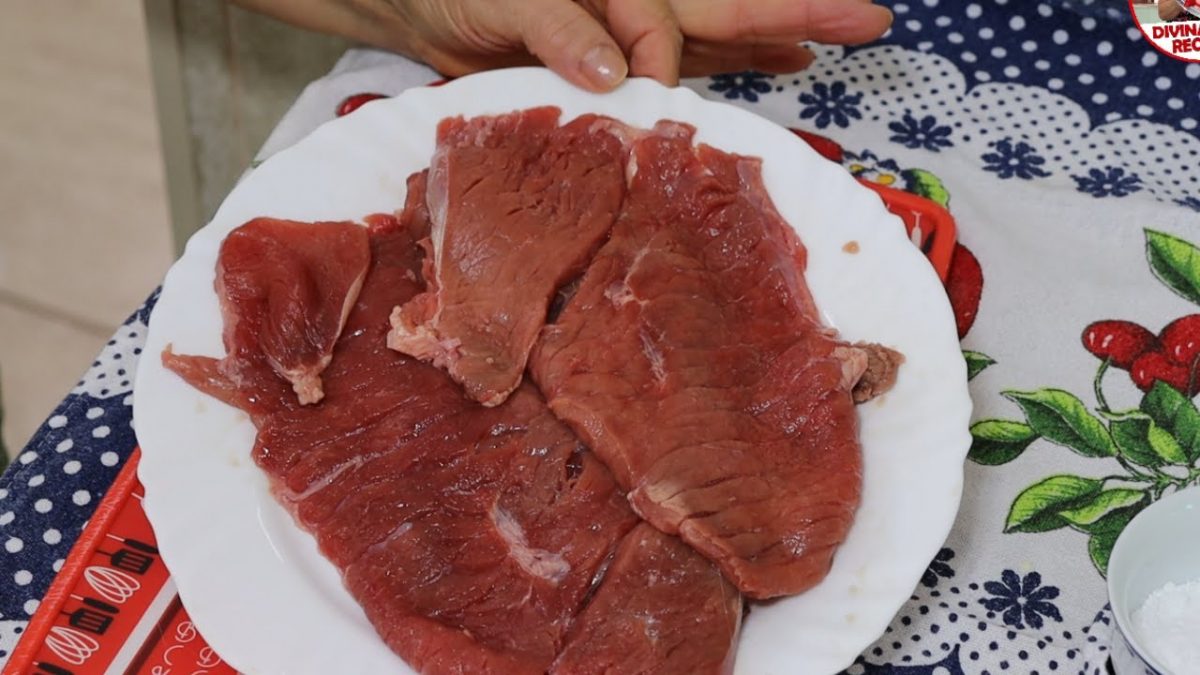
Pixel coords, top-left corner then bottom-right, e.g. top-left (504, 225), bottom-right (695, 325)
top-left (389, 107), bottom-right (626, 407)
top-left (552, 524), bottom-right (742, 675)
top-left (531, 125), bottom-right (866, 599)
top-left (163, 217), bottom-right (369, 406)
top-left (166, 172), bottom-right (742, 675)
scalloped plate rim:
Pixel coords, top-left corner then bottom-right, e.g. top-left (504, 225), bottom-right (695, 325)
top-left (133, 67), bottom-right (972, 675)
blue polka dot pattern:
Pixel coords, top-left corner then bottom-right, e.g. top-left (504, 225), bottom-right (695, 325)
top-left (0, 293), bottom-right (156, 629)
top-left (845, 553), bottom-right (1117, 675)
top-left (868, 1), bottom-right (1197, 133)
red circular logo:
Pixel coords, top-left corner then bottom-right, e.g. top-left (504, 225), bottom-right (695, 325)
top-left (1130, 0), bottom-right (1200, 62)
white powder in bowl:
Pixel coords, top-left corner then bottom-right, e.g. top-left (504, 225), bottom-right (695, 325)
top-left (1132, 577), bottom-right (1200, 675)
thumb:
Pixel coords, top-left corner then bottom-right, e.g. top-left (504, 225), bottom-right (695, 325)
top-left (514, 0), bottom-right (629, 91)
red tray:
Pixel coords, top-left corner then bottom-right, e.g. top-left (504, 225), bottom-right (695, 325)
top-left (859, 180), bottom-right (956, 282)
top-left (3, 449), bottom-right (235, 675)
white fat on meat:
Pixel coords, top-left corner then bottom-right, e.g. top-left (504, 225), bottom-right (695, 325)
top-left (639, 330), bottom-right (668, 388)
top-left (490, 504), bottom-right (570, 584)
top-left (603, 281), bottom-right (638, 308)
top-left (270, 257), bottom-right (368, 406)
top-left (387, 309), bottom-right (463, 369)
top-left (832, 345), bottom-right (870, 391)
top-left (426, 141), bottom-right (450, 276)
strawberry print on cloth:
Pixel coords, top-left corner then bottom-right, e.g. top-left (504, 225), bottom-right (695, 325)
top-left (677, 1), bottom-right (1200, 672)
top-left (972, 230), bottom-right (1200, 577)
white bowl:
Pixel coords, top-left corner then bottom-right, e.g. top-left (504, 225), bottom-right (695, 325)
top-left (1108, 486), bottom-right (1200, 675)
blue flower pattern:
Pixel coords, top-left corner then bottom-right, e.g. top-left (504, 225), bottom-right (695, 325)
top-left (798, 81), bottom-right (862, 129)
top-left (920, 547), bottom-right (956, 588)
top-left (844, 149), bottom-right (903, 176)
top-left (843, 149), bottom-right (907, 188)
top-left (707, 71), bottom-right (774, 103)
top-left (982, 139), bottom-right (1051, 180)
top-left (1073, 167), bottom-right (1143, 198)
top-left (979, 570), bottom-right (1063, 630)
top-left (888, 114), bottom-right (953, 152)
top-left (1175, 196), bottom-right (1200, 212)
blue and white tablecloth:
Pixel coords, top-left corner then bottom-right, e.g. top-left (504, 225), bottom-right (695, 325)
top-left (4, 1), bottom-right (1200, 672)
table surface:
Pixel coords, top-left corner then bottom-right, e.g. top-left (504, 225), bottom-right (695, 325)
top-left (4, 1), bottom-right (1200, 673)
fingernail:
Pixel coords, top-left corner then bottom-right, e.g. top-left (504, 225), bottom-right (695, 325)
top-left (582, 44), bottom-right (628, 90)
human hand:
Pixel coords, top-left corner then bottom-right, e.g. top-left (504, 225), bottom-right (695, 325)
top-left (234, 0), bottom-right (893, 91)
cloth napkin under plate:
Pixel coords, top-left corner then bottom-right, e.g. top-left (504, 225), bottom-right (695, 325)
top-left (4, 2), bottom-right (1200, 673)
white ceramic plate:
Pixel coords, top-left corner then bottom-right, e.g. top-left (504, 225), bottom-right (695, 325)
top-left (134, 68), bottom-right (972, 675)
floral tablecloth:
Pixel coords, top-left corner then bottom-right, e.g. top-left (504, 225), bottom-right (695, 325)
top-left (4, 1), bottom-right (1200, 672)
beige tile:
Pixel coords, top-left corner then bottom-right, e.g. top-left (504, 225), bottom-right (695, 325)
top-left (0, 302), bottom-right (106, 457)
top-left (227, 7), bottom-right (350, 163)
top-left (175, 0), bottom-right (242, 236)
top-left (170, 3), bottom-right (349, 239)
top-left (0, 2), bottom-right (350, 457)
top-left (0, 1), bottom-right (173, 329)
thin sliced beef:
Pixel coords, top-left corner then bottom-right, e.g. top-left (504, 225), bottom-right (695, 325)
top-left (172, 181), bottom-right (632, 674)
top-left (552, 524), bottom-right (741, 675)
top-left (319, 382), bottom-right (637, 675)
top-left (166, 172), bottom-right (741, 675)
top-left (163, 217), bottom-right (369, 406)
top-left (530, 125), bottom-right (865, 599)
top-left (388, 108), bottom-right (626, 407)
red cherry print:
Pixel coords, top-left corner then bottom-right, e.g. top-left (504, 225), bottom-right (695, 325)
top-left (946, 243), bottom-right (983, 339)
top-left (788, 128), bottom-right (845, 164)
top-left (1159, 315), bottom-right (1200, 367)
top-left (1081, 320), bottom-right (1159, 370)
top-left (1130, 351), bottom-right (1194, 394)
top-left (336, 93), bottom-right (387, 117)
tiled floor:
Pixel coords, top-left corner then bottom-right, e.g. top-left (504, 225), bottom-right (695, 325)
top-left (0, 2), bottom-right (172, 456)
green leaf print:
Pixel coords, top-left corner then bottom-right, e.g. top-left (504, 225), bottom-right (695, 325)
top-left (901, 168), bottom-right (950, 207)
top-left (1110, 414), bottom-right (1188, 467)
top-left (1085, 505), bottom-right (1145, 576)
top-left (1088, 529), bottom-right (1120, 576)
top-left (1141, 381), bottom-right (1200, 463)
top-left (1147, 421), bottom-right (1188, 464)
top-left (964, 350), bottom-right (995, 381)
top-left (1057, 489), bottom-right (1147, 531)
top-left (1004, 389), bottom-right (1117, 458)
top-left (1005, 475), bottom-right (1104, 533)
top-left (969, 228), bottom-right (1200, 577)
top-left (968, 420), bottom-right (1037, 465)
top-left (1145, 229), bottom-right (1200, 306)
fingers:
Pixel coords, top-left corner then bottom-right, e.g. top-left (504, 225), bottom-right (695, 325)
top-left (604, 0), bottom-right (684, 85)
top-left (513, 0), bottom-right (629, 91)
top-left (430, 0), bottom-right (884, 91)
top-left (671, 0), bottom-right (893, 46)
top-left (680, 42), bottom-right (816, 78)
